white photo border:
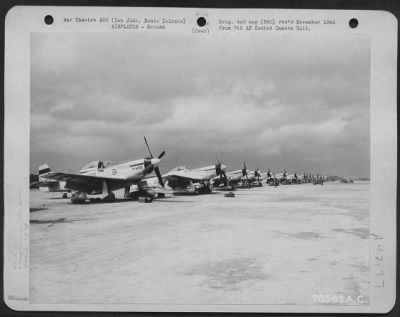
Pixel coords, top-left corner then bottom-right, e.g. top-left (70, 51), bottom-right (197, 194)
top-left (4, 6), bottom-right (397, 313)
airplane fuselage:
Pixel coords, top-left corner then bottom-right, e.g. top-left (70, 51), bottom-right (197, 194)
top-left (226, 170), bottom-right (243, 182)
top-left (79, 159), bottom-right (154, 183)
top-left (195, 165), bottom-right (225, 180)
top-left (164, 164), bottom-right (227, 194)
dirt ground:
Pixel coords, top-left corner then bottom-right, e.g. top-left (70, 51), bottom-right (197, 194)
top-left (29, 182), bottom-right (370, 305)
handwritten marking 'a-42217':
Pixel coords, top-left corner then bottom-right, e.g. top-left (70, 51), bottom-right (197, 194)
top-left (371, 233), bottom-right (384, 288)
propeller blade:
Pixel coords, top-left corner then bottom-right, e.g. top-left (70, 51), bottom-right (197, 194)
top-left (144, 136), bottom-right (154, 158)
top-left (219, 168), bottom-right (227, 183)
top-left (215, 164), bottom-right (221, 176)
top-left (216, 157), bottom-right (222, 169)
top-left (222, 171), bottom-right (228, 186)
top-left (155, 167), bottom-right (164, 187)
top-left (158, 151), bottom-right (166, 159)
top-left (242, 161), bottom-right (247, 177)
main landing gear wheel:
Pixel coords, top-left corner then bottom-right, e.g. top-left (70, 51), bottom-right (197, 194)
top-left (70, 192), bottom-right (87, 204)
top-left (104, 193), bottom-right (116, 202)
top-left (125, 191), bottom-right (140, 200)
top-left (144, 197), bottom-right (153, 203)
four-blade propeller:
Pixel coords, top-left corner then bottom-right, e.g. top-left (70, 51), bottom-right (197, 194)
top-left (215, 159), bottom-right (228, 186)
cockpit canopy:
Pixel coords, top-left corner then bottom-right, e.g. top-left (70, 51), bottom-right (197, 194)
top-left (168, 166), bottom-right (188, 172)
top-left (80, 160), bottom-right (113, 172)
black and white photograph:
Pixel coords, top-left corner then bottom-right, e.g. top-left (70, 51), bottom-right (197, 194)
top-left (29, 30), bottom-right (372, 305)
top-left (3, 6), bottom-right (397, 313)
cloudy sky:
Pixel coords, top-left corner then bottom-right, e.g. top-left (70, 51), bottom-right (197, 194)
top-left (31, 32), bottom-right (370, 177)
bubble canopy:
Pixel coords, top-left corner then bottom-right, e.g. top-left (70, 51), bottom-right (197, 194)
top-left (80, 160), bottom-right (113, 171)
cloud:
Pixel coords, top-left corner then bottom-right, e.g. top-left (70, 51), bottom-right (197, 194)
top-left (30, 32), bottom-right (370, 177)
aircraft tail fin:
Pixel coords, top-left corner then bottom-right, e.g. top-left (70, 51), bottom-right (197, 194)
top-left (38, 164), bottom-right (52, 181)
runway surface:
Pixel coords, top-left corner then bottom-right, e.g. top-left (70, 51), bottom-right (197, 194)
top-left (30, 182), bottom-right (370, 305)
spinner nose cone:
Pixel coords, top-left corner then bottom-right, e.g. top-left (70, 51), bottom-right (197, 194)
top-left (151, 158), bottom-right (161, 167)
top-left (221, 164), bottom-right (227, 171)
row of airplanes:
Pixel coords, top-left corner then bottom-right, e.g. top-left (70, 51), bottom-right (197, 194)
top-left (37, 137), bottom-right (326, 204)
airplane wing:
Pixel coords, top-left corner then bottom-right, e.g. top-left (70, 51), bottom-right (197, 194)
top-left (164, 170), bottom-right (214, 182)
top-left (41, 172), bottom-right (129, 193)
top-left (142, 185), bottom-right (175, 194)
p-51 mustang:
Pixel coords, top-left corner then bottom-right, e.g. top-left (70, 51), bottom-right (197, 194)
top-left (39, 137), bottom-right (165, 203)
top-left (286, 172), bottom-right (301, 184)
top-left (144, 161), bottom-right (227, 194)
top-left (238, 162), bottom-right (259, 188)
top-left (252, 168), bottom-right (265, 187)
top-left (165, 161), bottom-right (227, 194)
top-left (312, 174), bottom-right (324, 185)
top-left (276, 169), bottom-right (290, 185)
top-left (266, 169), bottom-right (280, 186)
top-left (212, 168), bottom-right (243, 190)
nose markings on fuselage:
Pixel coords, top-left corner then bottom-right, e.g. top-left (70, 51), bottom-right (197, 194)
top-left (130, 163), bottom-right (144, 171)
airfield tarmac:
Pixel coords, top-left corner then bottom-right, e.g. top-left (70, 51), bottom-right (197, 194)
top-left (30, 182), bottom-right (370, 305)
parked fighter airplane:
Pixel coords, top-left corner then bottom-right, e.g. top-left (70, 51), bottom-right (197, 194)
top-left (212, 168), bottom-right (241, 189)
top-left (265, 169), bottom-right (279, 186)
top-left (151, 161), bottom-right (227, 194)
top-left (276, 169), bottom-right (289, 185)
top-left (39, 137), bottom-right (165, 203)
top-left (297, 172), bottom-right (304, 184)
top-left (38, 164), bottom-right (70, 198)
top-left (252, 168), bottom-right (266, 186)
top-left (286, 172), bottom-right (300, 184)
top-left (298, 172), bottom-right (311, 184)
top-left (237, 162), bottom-right (264, 188)
top-left (313, 174), bottom-right (324, 185)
